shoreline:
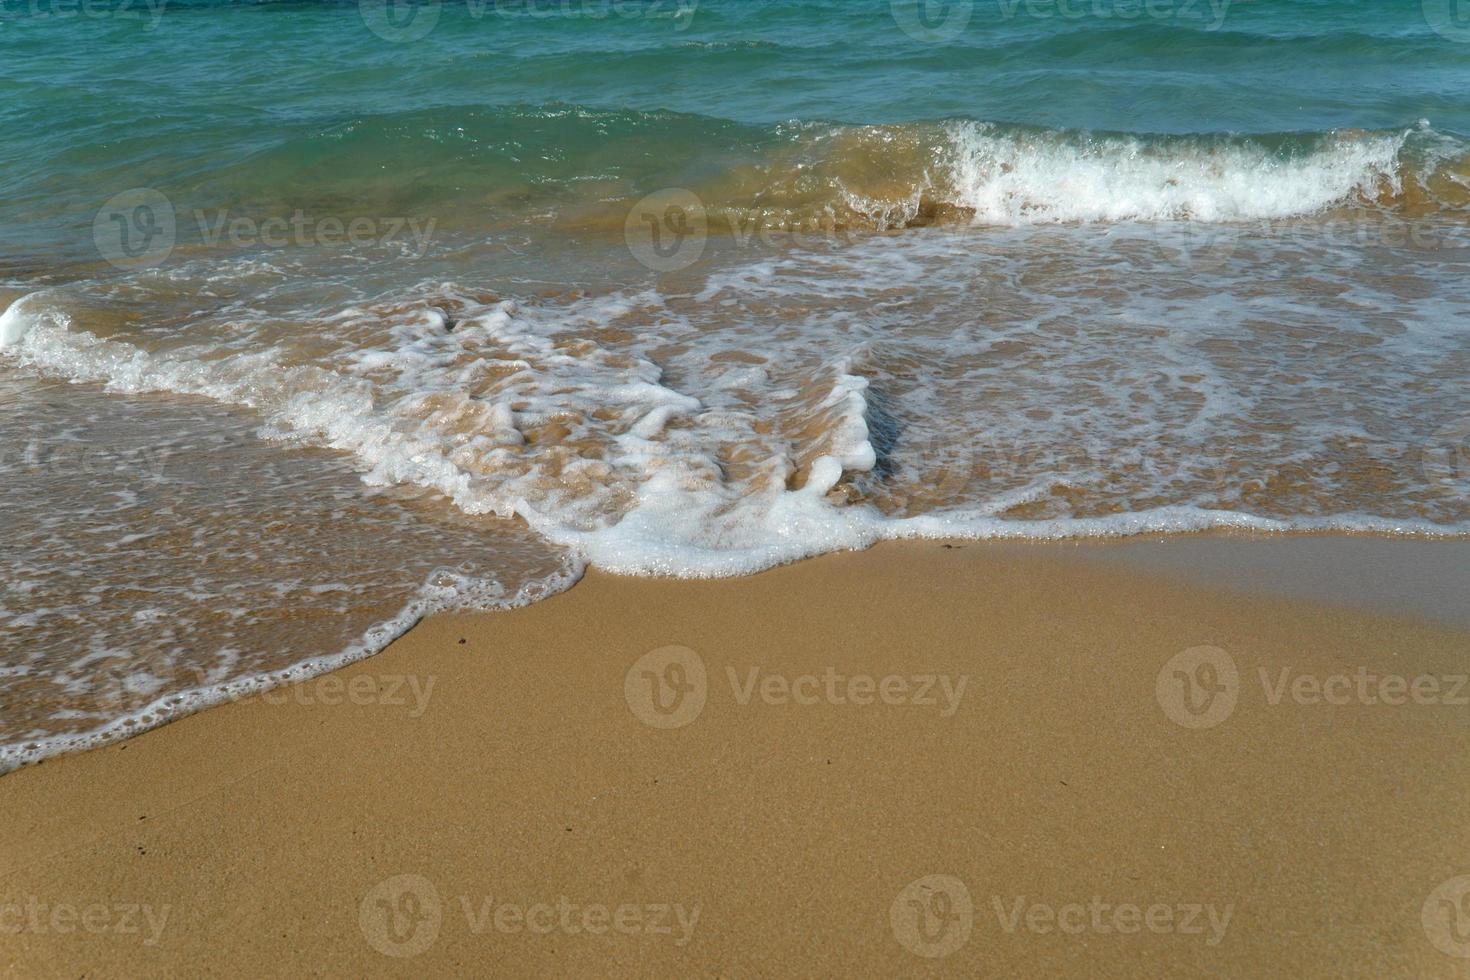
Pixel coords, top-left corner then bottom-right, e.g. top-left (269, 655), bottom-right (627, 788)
top-left (5, 537), bottom-right (1470, 975)
top-left (7, 529), bottom-right (1470, 777)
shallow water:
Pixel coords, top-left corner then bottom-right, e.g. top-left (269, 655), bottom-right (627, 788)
top-left (3, 0), bottom-right (1469, 769)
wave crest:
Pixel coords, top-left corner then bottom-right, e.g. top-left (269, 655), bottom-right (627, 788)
top-left (658, 120), bottom-right (1468, 235)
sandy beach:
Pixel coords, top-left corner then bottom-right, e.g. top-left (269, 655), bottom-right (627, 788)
top-left (7, 2), bottom-right (1470, 976)
top-left (4, 537), bottom-right (1469, 977)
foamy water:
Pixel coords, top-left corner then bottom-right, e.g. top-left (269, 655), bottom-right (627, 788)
top-left (5, 214), bottom-right (1470, 770)
top-left (4, 0), bottom-right (1470, 771)
top-left (0, 373), bottom-right (580, 771)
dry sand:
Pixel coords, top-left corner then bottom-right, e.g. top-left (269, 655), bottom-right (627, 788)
top-left (3, 538), bottom-right (1470, 977)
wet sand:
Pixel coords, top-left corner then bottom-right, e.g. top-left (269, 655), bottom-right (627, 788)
top-left (3, 538), bottom-right (1470, 977)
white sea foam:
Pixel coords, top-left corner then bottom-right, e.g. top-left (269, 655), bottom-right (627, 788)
top-left (0, 294), bottom-right (40, 348)
top-left (5, 221), bottom-right (1467, 588)
top-left (942, 122), bottom-right (1407, 225)
top-left (0, 561), bottom-right (581, 775)
top-left (4, 206), bottom-right (1470, 769)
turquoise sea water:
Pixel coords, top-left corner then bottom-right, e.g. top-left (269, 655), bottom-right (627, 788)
top-left (3, 0), bottom-right (1469, 767)
top-left (3, 0), bottom-right (1470, 262)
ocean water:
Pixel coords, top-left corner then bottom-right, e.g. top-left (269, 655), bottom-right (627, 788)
top-left (3, 0), bottom-right (1469, 770)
